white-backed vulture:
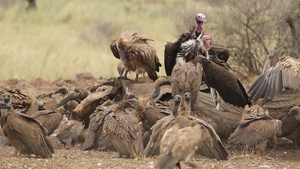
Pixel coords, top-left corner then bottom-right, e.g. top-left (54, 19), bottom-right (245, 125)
top-left (171, 61), bottom-right (202, 106)
top-left (81, 100), bottom-right (116, 151)
top-left (104, 96), bottom-right (144, 158)
top-left (156, 122), bottom-right (204, 169)
top-left (144, 95), bottom-right (182, 157)
top-left (194, 55), bottom-right (251, 108)
top-left (56, 119), bottom-right (85, 149)
top-left (172, 92), bottom-right (229, 160)
top-left (0, 101), bottom-right (54, 158)
top-left (132, 77), bottom-right (171, 132)
top-left (164, 13), bottom-right (230, 76)
top-left (110, 31), bottom-right (161, 81)
top-left (281, 106), bottom-right (300, 147)
top-left (248, 55), bottom-right (300, 104)
top-left (228, 105), bottom-right (282, 153)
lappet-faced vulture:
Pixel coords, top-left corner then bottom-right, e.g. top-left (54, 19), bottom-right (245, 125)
top-left (0, 101), bottom-right (54, 158)
top-left (194, 55), bottom-right (251, 109)
top-left (228, 105), bottom-right (282, 153)
top-left (104, 95), bottom-right (144, 158)
top-left (110, 31), bottom-right (161, 81)
top-left (249, 55), bottom-right (300, 104)
top-left (164, 13), bottom-right (230, 76)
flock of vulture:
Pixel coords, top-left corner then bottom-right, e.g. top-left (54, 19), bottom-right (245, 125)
top-left (1, 13), bottom-right (300, 169)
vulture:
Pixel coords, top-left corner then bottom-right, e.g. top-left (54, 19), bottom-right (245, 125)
top-left (110, 31), bottom-right (161, 81)
top-left (280, 106), bottom-right (300, 147)
top-left (0, 101), bottom-right (54, 158)
top-left (56, 119), bottom-right (85, 149)
top-left (194, 55), bottom-right (251, 108)
top-left (248, 55), bottom-right (300, 104)
top-left (132, 77), bottom-right (171, 132)
top-left (81, 100), bottom-right (116, 151)
top-left (228, 105), bottom-right (282, 153)
top-left (57, 85), bottom-right (113, 128)
top-left (144, 95), bottom-right (182, 157)
top-left (173, 92), bottom-right (229, 160)
top-left (164, 13), bottom-right (230, 76)
top-left (0, 93), bottom-right (12, 146)
top-left (156, 122), bottom-right (204, 169)
top-left (104, 95), bottom-right (144, 158)
top-left (170, 61), bottom-right (203, 106)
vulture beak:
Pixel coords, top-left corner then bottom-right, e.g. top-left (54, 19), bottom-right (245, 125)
top-left (125, 100), bottom-right (136, 109)
top-left (38, 105), bottom-right (47, 111)
top-left (3, 95), bottom-right (10, 103)
top-left (0, 102), bottom-right (11, 109)
top-left (55, 87), bottom-right (67, 95)
top-left (287, 109), bottom-right (298, 116)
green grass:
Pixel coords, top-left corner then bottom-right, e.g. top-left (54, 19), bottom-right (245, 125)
top-left (0, 0), bottom-right (222, 80)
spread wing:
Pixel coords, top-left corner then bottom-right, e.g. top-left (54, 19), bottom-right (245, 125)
top-left (249, 55), bottom-right (300, 104)
top-left (7, 112), bottom-right (54, 158)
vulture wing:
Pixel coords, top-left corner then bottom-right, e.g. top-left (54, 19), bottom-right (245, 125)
top-left (105, 110), bottom-right (144, 158)
top-left (6, 111), bottom-right (54, 158)
top-left (249, 55), bottom-right (300, 104)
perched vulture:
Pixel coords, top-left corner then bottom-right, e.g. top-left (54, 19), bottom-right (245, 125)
top-left (194, 55), bottom-right (251, 108)
top-left (110, 31), bottom-right (161, 81)
top-left (81, 100), bottom-right (116, 151)
top-left (170, 61), bottom-right (203, 106)
top-left (248, 55), bottom-right (300, 104)
top-left (228, 105), bottom-right (282, 153)
top-left (56, 119), bottom-right (85, 149)
top-left (164, 13), bottom-right (230, 76)
top-left (280, 106), bottom-right (300, 147)
top-left (144, 95), bottom-right (182, 157)
top-left (156, 122), bottom-right (204, 169)
top-left (104, 96), bottom-right (144, 158)
top-left (0, 101), bottom-right (54, 158)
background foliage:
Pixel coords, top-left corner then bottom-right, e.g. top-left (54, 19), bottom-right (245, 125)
top-left (0, 0), bottom-right (298, 80)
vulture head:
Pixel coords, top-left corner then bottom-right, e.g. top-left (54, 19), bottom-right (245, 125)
top-left (172, 95), bottom-right (182, 116)
top-left (195, 13), bottom-right (206, 33)
top-left (55, 86), bottom-right (69, 96)
top-left (117, 38), bottom-right (130, 61)
top-left (57, 91), bottom-right (82, 108)
top-left (287, 106), bottom-right (300, 120)
top-left (3, 93), bottom-right (11, 104)
top-left (117, 61), bottom-right (125, 77)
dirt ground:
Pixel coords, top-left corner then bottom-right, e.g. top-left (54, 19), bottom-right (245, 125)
top-left (0, 76), bottom-right (300, 169)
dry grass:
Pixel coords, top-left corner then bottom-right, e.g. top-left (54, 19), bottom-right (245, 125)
top-left (0, 0), bottom-right (223, 80)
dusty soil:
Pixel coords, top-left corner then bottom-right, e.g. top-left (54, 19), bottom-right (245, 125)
top-left (0, 76), bottom-right (300, 169)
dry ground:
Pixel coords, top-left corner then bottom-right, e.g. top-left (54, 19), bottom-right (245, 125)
top-left (0, 77), bottom-right (300, 169)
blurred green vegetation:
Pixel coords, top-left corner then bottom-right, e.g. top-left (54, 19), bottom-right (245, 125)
top-left (0, 0), bottom-right (219, 80)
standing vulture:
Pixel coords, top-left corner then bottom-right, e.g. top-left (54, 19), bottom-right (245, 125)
top-left (170, 60), bottom-right (203, 106)
top-left (248, 55), bottom-right (300, 104)
top-left (194, 55), bottom-right (251, 108)
top-left (164, 13), bottom-right (230, 76)
top-left (228, 105), bottom-right (282, 153)
top-left (0, 101), bottom-right (54, 158)
top-left (110, 31), bottom-right (161, 81)
top-left (144, 95), bottom-right (182, 157)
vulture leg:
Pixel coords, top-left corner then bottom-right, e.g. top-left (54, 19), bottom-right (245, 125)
top-left (124, 70), bottom-right (129, 79)
top-left (210, 88), bottom-right (220, 110)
